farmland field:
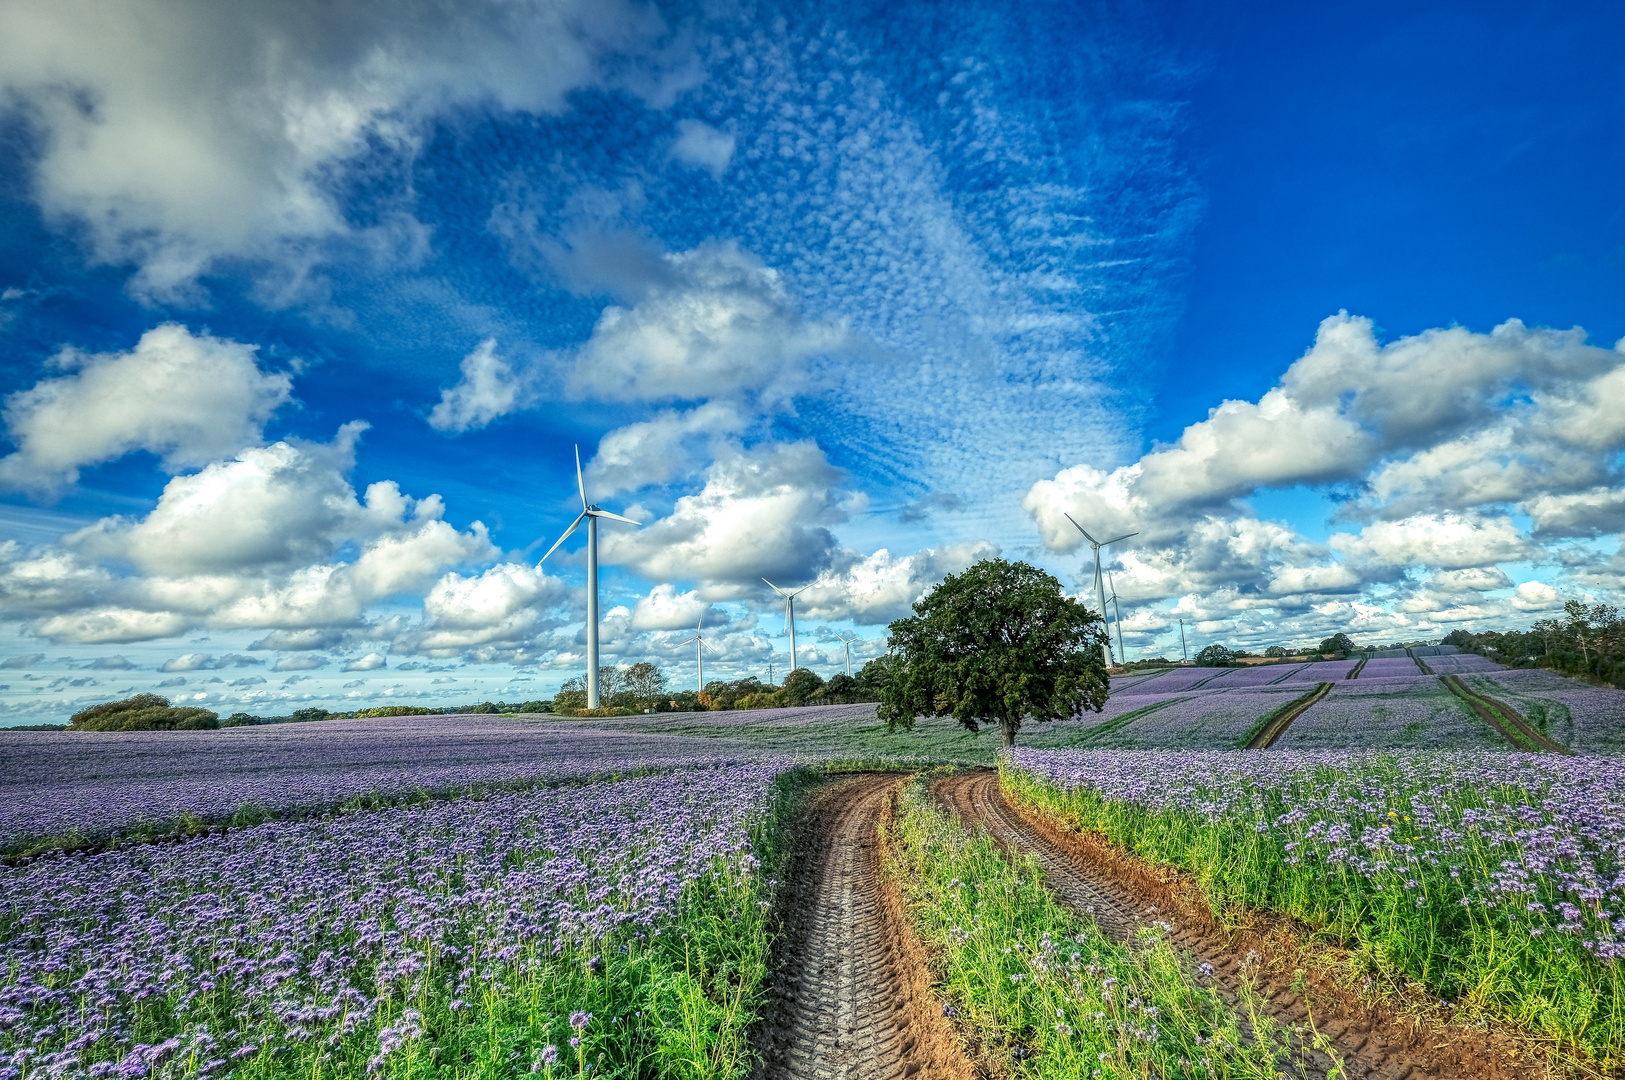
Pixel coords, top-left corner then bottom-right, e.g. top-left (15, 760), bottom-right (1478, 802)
top-left (6, 651), bottom-right (1624, 1077)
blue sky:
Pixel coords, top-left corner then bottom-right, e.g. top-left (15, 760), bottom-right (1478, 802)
top-left (0, 0), bottom-right (1620, 722)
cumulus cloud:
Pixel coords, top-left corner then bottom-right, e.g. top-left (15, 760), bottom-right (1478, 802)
top-left (0, 653), bottom-right (45, 669)
top-left (428, 340), bottom-right (527, 433)
top-left (670, 119), bottom-right (735, 178)
top-left (0, 324), bottom-right (292, 494)
top-left (586, 402), bottom-right (744, 496)
top-left (1025, 314), bottom-right (1625, 652)
top-left (570, 242), bottom-right (845, 403)
top-left (404, 562), bottom-right (568, 657)
top-left (601, 439), bottom-right (851, 588)
top-left (273, 655), bottom-right (326, 672)
top-left (341, 652), bottom-right (387, 671)
top-left (797, 541), bottom-right (1000, 625)
top-left (2, 424), bottom-right (497, 645)
top-left (629, 584), bottom-right (717, 631)
top-left (0, 0), bottom-right (697, 299)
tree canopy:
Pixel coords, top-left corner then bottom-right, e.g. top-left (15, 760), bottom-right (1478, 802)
top-left (1195, 643), bottom-right (1233, 667)
top-left (877, 558), bottom-right (1109, 747)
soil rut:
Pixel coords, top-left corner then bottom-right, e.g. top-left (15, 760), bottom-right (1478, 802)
top-left (934, 770), bottom-right (1545, 1080)
top-left (753, 773), bottom-right (974, 1080)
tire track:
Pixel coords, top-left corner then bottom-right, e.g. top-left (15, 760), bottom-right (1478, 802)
top-left (1245, 682), bottom-right (1334, 749)
top-left (932, 770), bottom-right (1539, 1080)
top-left (753, 774), bottom-right (974, 1080)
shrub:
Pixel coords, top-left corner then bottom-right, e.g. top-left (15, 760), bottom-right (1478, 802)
top-left (221, 712), bottom-right (264, 727)
top-left (780, 668), bottom-right (825, 706)
top-left (287, 707), bottom-right (332, 723)
top-left (351, 705), bottom-right (438, 718)
top-left (68, 695), bottom-right (219, 731)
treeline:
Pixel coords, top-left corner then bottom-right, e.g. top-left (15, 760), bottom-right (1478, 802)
top-left (1446, 600), bottom-right (1624, 685)
top-left (552, 658), bottom-right (894, 715)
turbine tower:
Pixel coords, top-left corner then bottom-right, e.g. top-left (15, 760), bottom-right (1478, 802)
top-left (763, 578), bottom-right (812, 672)
top-left (1063, 513), bottom-right (1136, 670)
top-left (539, 446), bottom-right (640, 709)
top-left (1106, 570), bottom-right (1127, 666)
top-left (836, 632), bottom-right (860, 676)
top-left (676, 612), bottom-right (711, 694)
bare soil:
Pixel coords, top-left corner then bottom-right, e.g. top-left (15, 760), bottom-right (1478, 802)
top-left (752, 773), bottom-right (977, 1080)
top-left (934, 769), bottom-right (1555, 1080)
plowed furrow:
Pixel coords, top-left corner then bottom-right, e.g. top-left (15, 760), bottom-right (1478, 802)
top-left (934, 770), bottom-right (1433, 1080)
top-left (753, 774), bottom-right (973, 1080)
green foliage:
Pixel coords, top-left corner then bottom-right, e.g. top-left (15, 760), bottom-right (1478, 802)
top-left (68, 694), bottom-right (219, 731)
top-left (287, 707), bottom-right (333, 723)
top-left (1195, 643), bottom-right (1234, 667)
top-left (853, 654), bottom-right (897, 699)
top-left (779, 668), bottom-right (824, 706)
top-left (878, 558), bottom-right (1108, 747)
top-left (887, 778), bottom-right (1294, 1078)
top-left (1264, 645), bottom-right (1288, 658)
top-left (1450, 602), bottom-right (1625, 686)
top-left (351, 705), bottom-right (439, 718)
top-left (822, 673), bottom-right (858, 702)
top-left (1317, 632), bottom-right (1356, 656)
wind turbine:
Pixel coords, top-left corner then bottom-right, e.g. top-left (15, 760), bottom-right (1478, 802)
top-left (763, 578), bottom-right (812, 672)
top-left (1063, 513), bottom-right (1137, 670)
top-left (539, 446), bottom-right (640, 709)
top-left (676, 612), bottom-right (711, 694)
top-left (835, 632), bottom-right (860, 676)
top-left (1106, 570), bottom-right (1127, 666)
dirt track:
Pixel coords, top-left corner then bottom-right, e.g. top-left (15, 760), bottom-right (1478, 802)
top-left (934, 769), bottom-right (1546, 1080)
top-left (752, 773), bottom-right (975, 1080)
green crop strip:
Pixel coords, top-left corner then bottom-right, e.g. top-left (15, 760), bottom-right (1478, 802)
top-left (1047, 697), bottom-right (1185, 747)
top-left (1002, 760), bottom-right (1624, 1069)
top-left (884, 778), bottom-right (1316, 1078)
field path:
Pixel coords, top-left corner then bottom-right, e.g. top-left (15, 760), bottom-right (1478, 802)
top-left (752, 773), bottom-right (974, 1080)
top-left (1245, 682), bottom-right (1333, 749)
top-left (933, 770), bottom-right (1539, 1080)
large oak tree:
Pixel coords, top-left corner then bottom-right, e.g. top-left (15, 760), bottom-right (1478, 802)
top-left (878, 558), bottom-right (1110, 747)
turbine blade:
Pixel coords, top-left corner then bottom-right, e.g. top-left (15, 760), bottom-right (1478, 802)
top-left (676, 636), bottom-right (699, 646)
top-left (575, 445), bottom-right (588, 511)
top-left (1103, 532), bottom-right (1138, 546)
top-left (589, 509), bottom-right (641, 526)
top-left (699, 638), bottom-right (713, 652)
top-left (537, 513), bottom-right (586, 565)
top-left (1063, 513), bottom-right (1096, 545)
top-left (762, 577), bottom-right (784, 595)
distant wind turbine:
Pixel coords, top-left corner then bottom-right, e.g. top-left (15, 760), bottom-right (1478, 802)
top-left (836, 632), bottom-right (860, 676)
top-left (763, 578), bottom-right (812, 672)
top-left (539, 446), bottom-right (640, 709)
top-left (676, 612), bottom-right (711, 694)
top-left (1106, 570), bottom-right (1127, 665)
top-left (1063, 513), bottom-right (1137, 669)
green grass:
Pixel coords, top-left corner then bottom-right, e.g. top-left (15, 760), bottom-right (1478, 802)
top-left (884, 777), bottom-right (1313, 1079)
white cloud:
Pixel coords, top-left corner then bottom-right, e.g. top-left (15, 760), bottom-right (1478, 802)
top-left (0, 324), bottom-right (292, 494)
top-left (159, 652), bottom-right (261, 672)
top-left (670, 119), bottom-right (735, 178)
top-left (602, 439), bottom-right (850, 587)
top-left (797, 541), bottom-right (1000, 625)
top-left (586, 402), bottom-right (744, 496)
top-left (570, 242), bottom-right (845, 403)
top-left (341, 652), bottom-right (387, 672)
top-left (629, 584), bottom-right (714, 631)
top-left (428, 340), bottom-right (526, 433)
top-left (406, 562), bottom-right (567, 656)
top-left (1023, 313), bottom-right (1625, 650)
top-left (273, 654), bottom-right (326, 672)
top-left (0, 0), bottom-right (696, 299)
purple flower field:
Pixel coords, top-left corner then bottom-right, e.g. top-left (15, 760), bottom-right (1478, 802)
top-left (1426, 654), bottom-right (1502, 674)
top-left (1359, 657), bottom-right (1422, 678)
top-left (0, 764), bottom-right (790, 1078)
top-left (1063, 687), bottom-right (1308, 749)
top-left (1278, 681), bottom-right (1501, 750)
top-left (0, 716), bottom-right (774, 849)
top-left (1273, 659), bottom-right (1361, 682)
top-left (1467, 671), bottom-right (1625, 753)
top-left (1006, 748), bottom-right (1625, 962)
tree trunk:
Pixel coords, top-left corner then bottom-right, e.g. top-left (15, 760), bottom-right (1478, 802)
top-left (1001, 718), bottom-right (1016, 748)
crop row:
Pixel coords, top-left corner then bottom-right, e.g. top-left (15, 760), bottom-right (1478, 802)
top-left (0, 762), bottom-right (805, 1080)
top-left (1003, 748), bottom-right (1625, 1065)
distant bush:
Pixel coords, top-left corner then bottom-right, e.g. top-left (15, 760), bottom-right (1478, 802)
top-left (9, 723), bottom-right (66, 731)
top-left (780, 669), bottom-right (825, 706)
top-left (1194, 644), bottom-right (1234, 667)
top-left (69, 694), bottom-right (219, 731)
top-left (351, 705), bottom-right (438, 718)
top-left (287, 707), bottom-right (333, 724)
top-left (221, 712), bottom-right (265, 727)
